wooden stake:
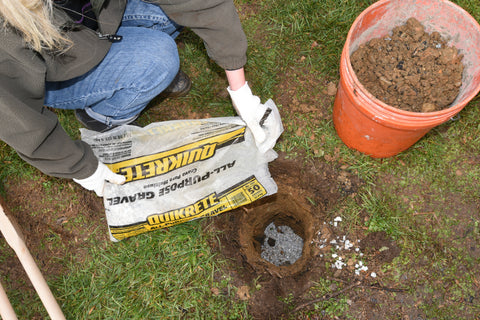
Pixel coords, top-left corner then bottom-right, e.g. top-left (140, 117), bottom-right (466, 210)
top-left (0, 203), bottom-right (66, 320)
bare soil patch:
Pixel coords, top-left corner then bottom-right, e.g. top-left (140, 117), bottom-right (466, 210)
top-left (0, 176), bottom-right (108, 319)
top-left (351, 17), bottom-right (464, 113)
top-left (206, 153), bottom-right (405, 319)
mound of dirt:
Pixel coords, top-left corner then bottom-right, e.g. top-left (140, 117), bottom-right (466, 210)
top-left (351, 17), bottom-right (464, 113)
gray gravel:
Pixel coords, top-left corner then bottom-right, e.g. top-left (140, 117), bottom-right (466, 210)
top-left (260, 222), bottom-right (304, 266)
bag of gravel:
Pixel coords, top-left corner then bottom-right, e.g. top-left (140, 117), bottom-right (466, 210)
top-left (80, 102), bottom-right (282, 241)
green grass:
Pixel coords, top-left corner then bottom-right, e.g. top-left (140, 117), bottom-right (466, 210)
top-left (2, 0), bottom-right (480, 318)
top-left (3, 220), bottom-right (249, 319)
top-left (54, 221), bottom-right (248, 319)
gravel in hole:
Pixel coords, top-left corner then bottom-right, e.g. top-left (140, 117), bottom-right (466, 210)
top-left (261, 222), bottom-right (304, 266)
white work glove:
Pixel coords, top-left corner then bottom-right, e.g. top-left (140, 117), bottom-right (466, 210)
top-left (228, 82), bottom-right (284, 153)
top-left (74, 162), bottom-right (126, 197)
top-left (228, 82), bottom-right (268, 144)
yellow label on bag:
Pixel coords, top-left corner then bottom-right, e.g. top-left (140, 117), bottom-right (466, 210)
top-left (109, 175), bottom-right (266, 241)
top-left (106, 127), bottom-right (246, 183)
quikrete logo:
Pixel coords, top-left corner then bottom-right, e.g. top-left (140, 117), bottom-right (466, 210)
top-left (114, 143), bottom-right (215, 183)
top-left (147, 193), bottom-right (219, 226)
top-left (106, 127), bottom-right (245, 183)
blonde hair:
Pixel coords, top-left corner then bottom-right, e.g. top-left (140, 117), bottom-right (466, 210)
top-left (0, 0), bottom-right (69, 52)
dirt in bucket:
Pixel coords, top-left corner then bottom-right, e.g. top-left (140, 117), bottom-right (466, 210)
top-left (351, 17), bottom-right (464, 113)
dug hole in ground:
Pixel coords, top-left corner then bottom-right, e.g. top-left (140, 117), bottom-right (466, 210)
top-left (207, 153), bottom-right (403, 319)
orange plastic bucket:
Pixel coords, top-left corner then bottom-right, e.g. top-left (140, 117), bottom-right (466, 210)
top-left (333, 0), bottom-right (480, 158)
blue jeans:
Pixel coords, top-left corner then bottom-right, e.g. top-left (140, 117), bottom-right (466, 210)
top-left (44, 0), bottom-right (182, 126)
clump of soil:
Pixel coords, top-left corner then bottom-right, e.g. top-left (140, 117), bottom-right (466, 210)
top-left (351, 17), bottom-right (464, 113)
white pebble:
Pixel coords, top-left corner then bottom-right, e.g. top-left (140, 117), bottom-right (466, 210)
top-left (344, 240), bottom-right (354, 250)
top-left (333, 217), bottom-right (342, 227)
top-left (334, 260), bottom-right (346, 269)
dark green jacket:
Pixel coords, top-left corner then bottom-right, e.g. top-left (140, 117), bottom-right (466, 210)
top-left (0, 0), bottom-right (247, 179)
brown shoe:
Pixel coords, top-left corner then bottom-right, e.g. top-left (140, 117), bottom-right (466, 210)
top-left (161, 70), bottom-right (191, 98)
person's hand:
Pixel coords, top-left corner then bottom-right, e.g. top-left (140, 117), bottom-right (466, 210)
top-left (74, 162), bottom-right (126, 197)
top-left (228, 83), bottom-right (283, 152)
top-left (228, 82), bottom-right (268, 145)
